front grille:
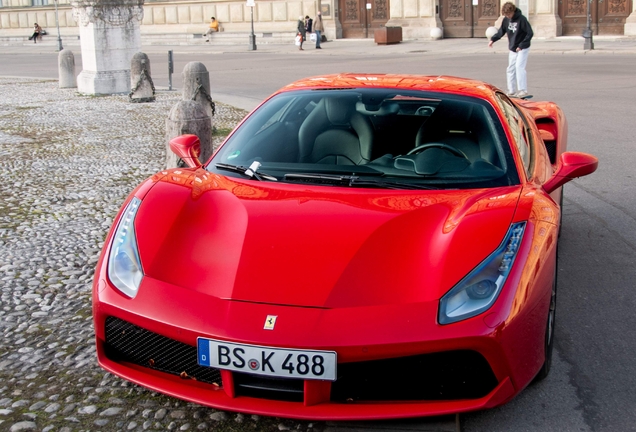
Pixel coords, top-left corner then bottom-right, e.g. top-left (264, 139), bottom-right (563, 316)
top-left (104, 316), bottom-right (222, 386)
top-left (103, 318), bottom-right (496, 403)
top-left (331, 350), bottom-right (498, 402)
top-left (234, 372), bottom-right (304, 402)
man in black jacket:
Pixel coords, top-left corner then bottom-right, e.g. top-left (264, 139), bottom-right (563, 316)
top-left (489, 2), bottom-right (533, 98)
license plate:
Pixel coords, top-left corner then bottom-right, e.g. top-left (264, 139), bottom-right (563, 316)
top-left (197, 338), bottom-right (337, 381)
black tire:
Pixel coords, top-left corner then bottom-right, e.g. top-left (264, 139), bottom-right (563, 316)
top-left (533, 262), bottom-right (557, 382)
top-left (558, 185), bottom-right (564, 238)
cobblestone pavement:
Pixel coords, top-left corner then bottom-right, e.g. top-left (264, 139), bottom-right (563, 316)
top-left (0, 78), bottom-right (322, 432)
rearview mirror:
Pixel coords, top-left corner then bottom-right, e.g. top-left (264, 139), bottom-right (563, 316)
top-left (169, 134), bottom-right (202, 168)
top-left (543, 151), bottom-right (598, 193)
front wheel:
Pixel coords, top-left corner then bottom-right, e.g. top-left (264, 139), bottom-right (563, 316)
top-left (533, 267), bottom-right (557, 382)
top-left (558, 185), bottom-right (564, 238)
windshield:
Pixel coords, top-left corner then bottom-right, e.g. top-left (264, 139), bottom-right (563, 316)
top-left (209, 88), bottom-right (519, 190)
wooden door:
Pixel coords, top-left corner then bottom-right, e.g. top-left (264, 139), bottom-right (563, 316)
top-left (441, 0), bottom-right (500, 38)
top-left (338, 0), bottom-right (390, 38)
top-left (441, 0), bottom-right (474, 37)
top-left (598, 0), bottom-right (631, 34)
top-left (559, 0), bottom-right (631, 35)
top-left (473, 0), bottom-right (500, 37)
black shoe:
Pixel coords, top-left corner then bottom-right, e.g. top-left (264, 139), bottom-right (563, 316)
top-left (316, 46), bottom-right (322, 49)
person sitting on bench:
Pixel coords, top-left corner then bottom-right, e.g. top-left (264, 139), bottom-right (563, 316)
top-left (204, 17), bottom-right (219, 42)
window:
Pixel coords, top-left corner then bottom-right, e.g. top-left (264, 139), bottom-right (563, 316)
top-left (495, 94), bottom-right (533, 177)
top-left (208, 89), bottom-right (520, 190)
top-left (32, 0), bottom-right (49, 5)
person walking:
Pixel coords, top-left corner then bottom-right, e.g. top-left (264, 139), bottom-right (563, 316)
top-left (305, 15), bottom-right (313, 37)
top-left (29, 23), bottom-right (42, 44)
top-left (488, 2), bottom-right (533, 98)
top-left (313, 12), bottom-right (324, 49)
top-left (297, 16), bottom-right (306, 50)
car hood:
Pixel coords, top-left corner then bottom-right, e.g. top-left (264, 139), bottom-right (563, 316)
top-left (135, 170), bottom-right (522, 308)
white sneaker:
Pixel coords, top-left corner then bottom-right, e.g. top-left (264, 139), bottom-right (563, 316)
top-left (507, 91), bottom-right (517, 97)
top-left (515, 90), bottom-right (529, 98)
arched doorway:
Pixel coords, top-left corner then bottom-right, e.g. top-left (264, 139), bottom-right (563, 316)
top-left (440, 0), bottom-right (501, 37)
top-left (337, 0), bottom-right (390, 38)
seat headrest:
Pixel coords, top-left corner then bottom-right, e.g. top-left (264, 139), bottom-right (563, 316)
top-left (324, 97), bottom-right (356, 126)
top-left (435, 100), bottom-right (474, 130)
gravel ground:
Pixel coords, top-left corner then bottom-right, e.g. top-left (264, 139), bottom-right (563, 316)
top-left (0, 78), bottom-right (321, 432)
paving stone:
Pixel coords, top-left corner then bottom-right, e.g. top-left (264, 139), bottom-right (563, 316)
top-left (77, 405), bottom-right (97, 415)
top-left (9, 421), bottom-right (37, 432)
top-left (171, 410), bottom-right (186, 419)
top-left (0, 77), bottom-right (322, 432)
top-left (209, 411), bottom-right (228, 421)
top-left (100, 407), bottom-right (123, 416)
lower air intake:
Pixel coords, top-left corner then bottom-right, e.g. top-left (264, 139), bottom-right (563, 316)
top-left (331, 350), bottom-right (498, 401)
top-left (104, 316), bottom-right (222, 386)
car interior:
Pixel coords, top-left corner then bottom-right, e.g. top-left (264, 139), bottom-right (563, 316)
top-left (212, 89), bottom-right (517, 188)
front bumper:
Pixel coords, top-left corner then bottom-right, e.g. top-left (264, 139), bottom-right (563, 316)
top-left (97, 335), bottom-right (514, 420)
top-left (93, 267), bottom-right (546, 420)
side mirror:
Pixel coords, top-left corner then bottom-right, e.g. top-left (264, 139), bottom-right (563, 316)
top-left (169, 134), bottom-right (202, 168)
top-left (543, 151), bottom-right (598, 193)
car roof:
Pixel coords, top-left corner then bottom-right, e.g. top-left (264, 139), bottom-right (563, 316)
top-left (279, 74), bottom-right (499, 101)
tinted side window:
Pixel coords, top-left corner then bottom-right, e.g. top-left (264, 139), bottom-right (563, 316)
top-left (495, 94), bottom-right (533, 178)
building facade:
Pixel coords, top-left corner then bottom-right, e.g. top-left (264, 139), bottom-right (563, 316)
top-left (0, 0), bottom-right (635, 41)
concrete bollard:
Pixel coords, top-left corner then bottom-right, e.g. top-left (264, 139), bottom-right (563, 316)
top-left (58, 49), bottom-right (77, 89)
top-left (182, 61), bottom-right (215, 120)
top-left (165, 100), bottom-right (213, 169)
top-left (430, 27), bottom-right (443, 40)
top-left (130, 52), bottom-right (155, 103)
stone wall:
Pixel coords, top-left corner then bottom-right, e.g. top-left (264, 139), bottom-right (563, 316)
top-left (0, 2), bottom-right (77, 35)
top-left (0, 0), bottom-right (632, 39)
top-left (385, 0), bottom-right (441, 39)
top-left (0, 0), bottom-right (338, 38)
top-left (140, 0), bottom-right (320, 34)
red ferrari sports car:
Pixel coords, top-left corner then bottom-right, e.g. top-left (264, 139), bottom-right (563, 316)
top-left (93, 74), bottom-right (597, 420)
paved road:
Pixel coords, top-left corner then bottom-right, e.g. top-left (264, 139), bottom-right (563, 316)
top-left (1, 37), bottom-right (635, 431)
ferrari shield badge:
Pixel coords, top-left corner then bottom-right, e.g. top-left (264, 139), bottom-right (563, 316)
top-left (264, 315), bottom-right (277, 330)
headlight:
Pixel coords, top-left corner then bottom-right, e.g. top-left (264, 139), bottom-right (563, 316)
top-left (107, 197), bottom-right (144, 298)
top-left (438, 222), bottom-right (526, 325)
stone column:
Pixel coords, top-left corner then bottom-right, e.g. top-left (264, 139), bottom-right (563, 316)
top-left (71, 0), bottom-right (144, 95)
top-left (528, 0), bottom-right (562, 38)
top-left (385, 0), bottom-right (441, 40)
top-left (625, 0), bottom-right (636, 35)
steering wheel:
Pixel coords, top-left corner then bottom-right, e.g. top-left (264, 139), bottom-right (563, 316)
top-left (407, 143), bottom-right (468, 159)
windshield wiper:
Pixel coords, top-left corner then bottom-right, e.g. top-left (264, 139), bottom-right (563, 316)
top-left (215, 162), bottom-right (277, 181)
top-left (350, 179), bottom-right (437, 190)
top-left (284, 173), bottom-right (436, 190)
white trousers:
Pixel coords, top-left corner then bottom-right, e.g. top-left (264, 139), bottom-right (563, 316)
top-left (507, 48), bottom-right (530, 94)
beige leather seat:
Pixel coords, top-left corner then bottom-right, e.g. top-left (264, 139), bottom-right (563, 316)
top-left (298, 96), bottom-right (374, 165)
